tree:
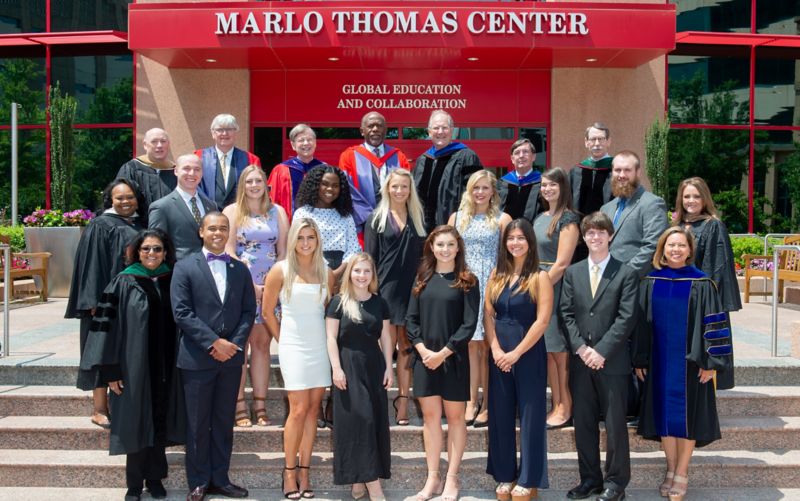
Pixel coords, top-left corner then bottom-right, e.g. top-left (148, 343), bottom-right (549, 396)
top-left (49, 82), bottom-right (78, 211)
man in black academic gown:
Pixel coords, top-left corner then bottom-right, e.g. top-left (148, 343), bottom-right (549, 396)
top-left (117, 128), bottom-right (177, 220)
top-left (570, 122), bottom-right (614, 262)
top-left (413, 110), bottom-right (483, 232)
top-left (560, 212), bottom-right (638, 501)
top-left (497, 138), bottom-right (543, 222)
top-left (171, 212), bottom-right (256, 501)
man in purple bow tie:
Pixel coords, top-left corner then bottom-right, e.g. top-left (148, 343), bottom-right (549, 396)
top-left (171, 211), bottom-right (256, 501)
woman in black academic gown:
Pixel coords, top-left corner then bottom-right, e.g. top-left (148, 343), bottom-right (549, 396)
top-left (364, 168), bottom-right (426, 426)
top-left (80, 229), bottom-right (184, 501)
top-left (66, 178), bottom-right (145, 428)
top-left (635, 227), bottom-right (733, 501)
top-left (673, 176), bottom-right (741, 389)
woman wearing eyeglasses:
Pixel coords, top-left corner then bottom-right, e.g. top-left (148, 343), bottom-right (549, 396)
top-left (80, 229), bottom-right (184, 501)
top-left (223, 165), bottom-right (289, 428)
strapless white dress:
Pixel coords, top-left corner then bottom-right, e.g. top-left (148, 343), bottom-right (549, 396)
top-left (278, 282), bottom-right (332, 390)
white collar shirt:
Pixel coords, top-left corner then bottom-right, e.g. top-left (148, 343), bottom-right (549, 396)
top-left (175, 186), bottom-right (206, 219)
top-left (203, 247), bottom-right (228, 301)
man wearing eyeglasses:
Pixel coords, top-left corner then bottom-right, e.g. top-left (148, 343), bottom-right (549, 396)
top-left (195, 114), bottom-right (261, 209)
top-left (570, 122), bottom-right (614, 263)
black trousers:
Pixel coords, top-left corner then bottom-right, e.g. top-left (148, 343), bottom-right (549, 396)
top-left (181, 365), bottom-right (241, 490)
top-left (569, 356), bottom-right (631, 490)
top-left (126, 446), bottom-right (167, 490)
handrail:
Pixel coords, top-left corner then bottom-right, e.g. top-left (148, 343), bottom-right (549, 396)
top-left (771, 244), bottom-right (800, 357)
top-left (1, 244), bottom-right (9, 357)
top-left (764, 234), bottom-right (797, 256)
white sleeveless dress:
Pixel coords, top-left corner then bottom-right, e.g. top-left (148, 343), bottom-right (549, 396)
top-left (278, 275), bottom-right (332, 390)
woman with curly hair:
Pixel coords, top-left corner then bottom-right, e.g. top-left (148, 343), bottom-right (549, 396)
top-left (406, 225), bottom-right (480, 501)
top-left (294, 165), bottom-right (362, 283)
top-left (447, 170), bottom-right (511, 429)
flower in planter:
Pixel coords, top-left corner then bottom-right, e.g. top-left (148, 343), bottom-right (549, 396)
top-left (23, 208), bottom-right (94, 227)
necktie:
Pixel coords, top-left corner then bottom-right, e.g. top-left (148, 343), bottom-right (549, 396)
top-left (373, 147), bottom-right (385, 183)
top-left (207, 253), bottom-right (231, 263)
top-left (590, 264), bottom-right (600, 298)
top-left (613, 198), bottom-right (627, 227)
top-left (220, 153), bottom-right (228, 187)
top-left (189, 196), bottom-right (201, 225)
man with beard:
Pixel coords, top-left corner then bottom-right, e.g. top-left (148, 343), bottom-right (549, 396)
top-left (600, 151), bottom-right (666, 430)
top-left (570, 123), bottom-right (614, 262)
top-left (497, 138), bottom-right (543, 222)
top-left (338, 111), bottom-right (410, 231)
top-left (600, 151), bottom-right (667, 279)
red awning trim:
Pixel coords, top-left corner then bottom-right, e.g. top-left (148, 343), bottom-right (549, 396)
top-left (676, 31), bottom-right (800, 49)
top-left (0, 31), bottom-right (128, 47)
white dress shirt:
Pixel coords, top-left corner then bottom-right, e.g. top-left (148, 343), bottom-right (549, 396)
top-left (203, 247), bottom-right (228, 301)
top-left (587, 253), bottom-right (611, 282)
top-left (175, 186), bottom-right (206, 219)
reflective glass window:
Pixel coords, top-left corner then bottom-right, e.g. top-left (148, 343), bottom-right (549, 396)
top-left (0, 58), bottom-right (46, 125)
top-left (73, 127), bottom-right (133, 212)
top-left (0, 0), bottom-right (46, 34)
top-left (667, 128), bottom-right (750, 231)
top-left (756, 1), bottom-right (800, 35)
top-left (668, 54), bottom-right (750, 125)
top-left (0, 129), bottom-right (46, 217)
top-left (51, 54), bottom-right (133, 124)
top-left (755, 48), bottom-right (800, 127)
top-left (519, 127), bottom-right (547, 169)
top-left (50, 0), bottom-right (131, 32)
top-left (673, 0), bottom-right (751, 33)
top-left (310, 127), bottom-right (399, 140)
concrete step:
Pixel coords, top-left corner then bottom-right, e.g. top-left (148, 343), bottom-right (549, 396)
top-left (4, 359), bottom-right (800, 386)
top-left (1, 415), bottom-right (798, 454)
top-left (2, 487), bottom-right (799, 501)
top-left (1, 449), bottom-right (799, 490)
top-left (4, 385), bottom-right (799, 418)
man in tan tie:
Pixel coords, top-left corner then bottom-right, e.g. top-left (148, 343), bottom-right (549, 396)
top-left (559, 211), bottom-right (639, 501)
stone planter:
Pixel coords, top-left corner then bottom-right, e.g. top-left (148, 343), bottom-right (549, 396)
top-left (23, 226), bottom-right (83, 298)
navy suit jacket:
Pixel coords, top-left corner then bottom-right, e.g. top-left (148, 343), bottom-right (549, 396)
top-left (171, 251), bottom-right (256, 371)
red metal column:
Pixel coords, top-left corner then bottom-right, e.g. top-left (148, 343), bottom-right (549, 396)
top-left (44, 0), bottom-right (51, 210)
top-left (747, 0), bottom-right (756, 232)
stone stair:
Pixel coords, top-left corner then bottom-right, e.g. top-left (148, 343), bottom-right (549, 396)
top-left (1, 361), bottom-right (799, 499)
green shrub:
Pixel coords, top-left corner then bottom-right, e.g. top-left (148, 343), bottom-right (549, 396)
top-left (0, 226), bottom-right (27, 252)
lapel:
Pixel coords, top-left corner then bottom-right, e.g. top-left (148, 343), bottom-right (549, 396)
top-left (591, 257), bottom-right (621, 308)
top-left (194, 252), bottom-right (223, 305)
top-left (614, 187), bottom-right (644, 232)
top-left (524, 183), bottom-right (542, 221)
top-left (171, 191), bottom-right (200, 229)
top-left (226, 148), bottom-right (240, 193)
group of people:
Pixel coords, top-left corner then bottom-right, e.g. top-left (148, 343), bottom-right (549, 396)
top-left (66, 110), bottom-right (738, 501)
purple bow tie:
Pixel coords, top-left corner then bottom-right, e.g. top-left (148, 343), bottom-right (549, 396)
top-left (206, 253), bottom-right (231, 264)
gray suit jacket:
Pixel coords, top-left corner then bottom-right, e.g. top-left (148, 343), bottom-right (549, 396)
top-left (560, 256), bottom-right (639, 376)
top-left (600, 185), bottom-right (668, 278)
top-left (148, 190), bottom-right (217, 260)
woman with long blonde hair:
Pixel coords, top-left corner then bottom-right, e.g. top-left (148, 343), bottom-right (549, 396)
top-left (263, 218), bottom-right (334, 500)
top-left (447, 169), bottom-right (512, 428)
top-left (532, 166), bottom-right (580, 429)
top-left (223, 165), bottom-right (289, 428)
top-left (325, 253), bottom-right (394, 500)
top-left (364, 168), bottom-right (427, 426)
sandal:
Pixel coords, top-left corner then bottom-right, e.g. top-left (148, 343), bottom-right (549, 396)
top-left (351, 483), bottom-right (367, 500)
top-left (392, 395), bottom-right (410, 426)
top-left (297, 464), bottom-right (315, 499)
top-left (282, 466), bottom-right (301, 500)
top-left (415, 471), bottom-right (443, 501)
top-left (510, 484), bottom-right (536, 501)
top-left (442, 473), bottom-right (460, 501)
top-left (659, 471), bottom-right (674, 497)
top-left (234, 398), bottom-right (252, 428)
top-left (90, 412), bottom-right (111, 429)
top-left (668, 474), bottom-right (688, 501)
top-left (495, 482), bottom-right (514, 501)
top-left (253, 396), bottom-right (272, 426)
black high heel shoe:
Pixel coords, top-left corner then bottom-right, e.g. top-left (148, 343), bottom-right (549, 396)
top-left (393, 395), bottom-right (410, 426)
top-left (282, 466), bottom-right (301, 500)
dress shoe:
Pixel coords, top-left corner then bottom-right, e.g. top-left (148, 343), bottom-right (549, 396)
top-left (566, 482), bottom-right (603, 499)
top-left (208, 483), bottom-right (249, 498)
top-left (146, 479), bottom-right (167, 499)
top-left (186, 485), bottom-right (206, 501)
top-left (596, 487), bottom-right (625, 501)
top-left (124, 487), bottom-right (141, 501)
top-left (546, 416), bottom-right (573, 430)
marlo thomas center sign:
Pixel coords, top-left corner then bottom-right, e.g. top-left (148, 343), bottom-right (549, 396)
top-left (215, 10), bottom-right (590, 36)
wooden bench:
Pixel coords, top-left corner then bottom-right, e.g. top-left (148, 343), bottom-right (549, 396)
top-left (0, 235), bottom-right (52, 302)
top-left (743, 235), bottom-right (800, 303)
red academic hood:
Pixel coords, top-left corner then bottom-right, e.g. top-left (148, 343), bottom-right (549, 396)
top-left (128, 1), bottom-right (676, 70)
